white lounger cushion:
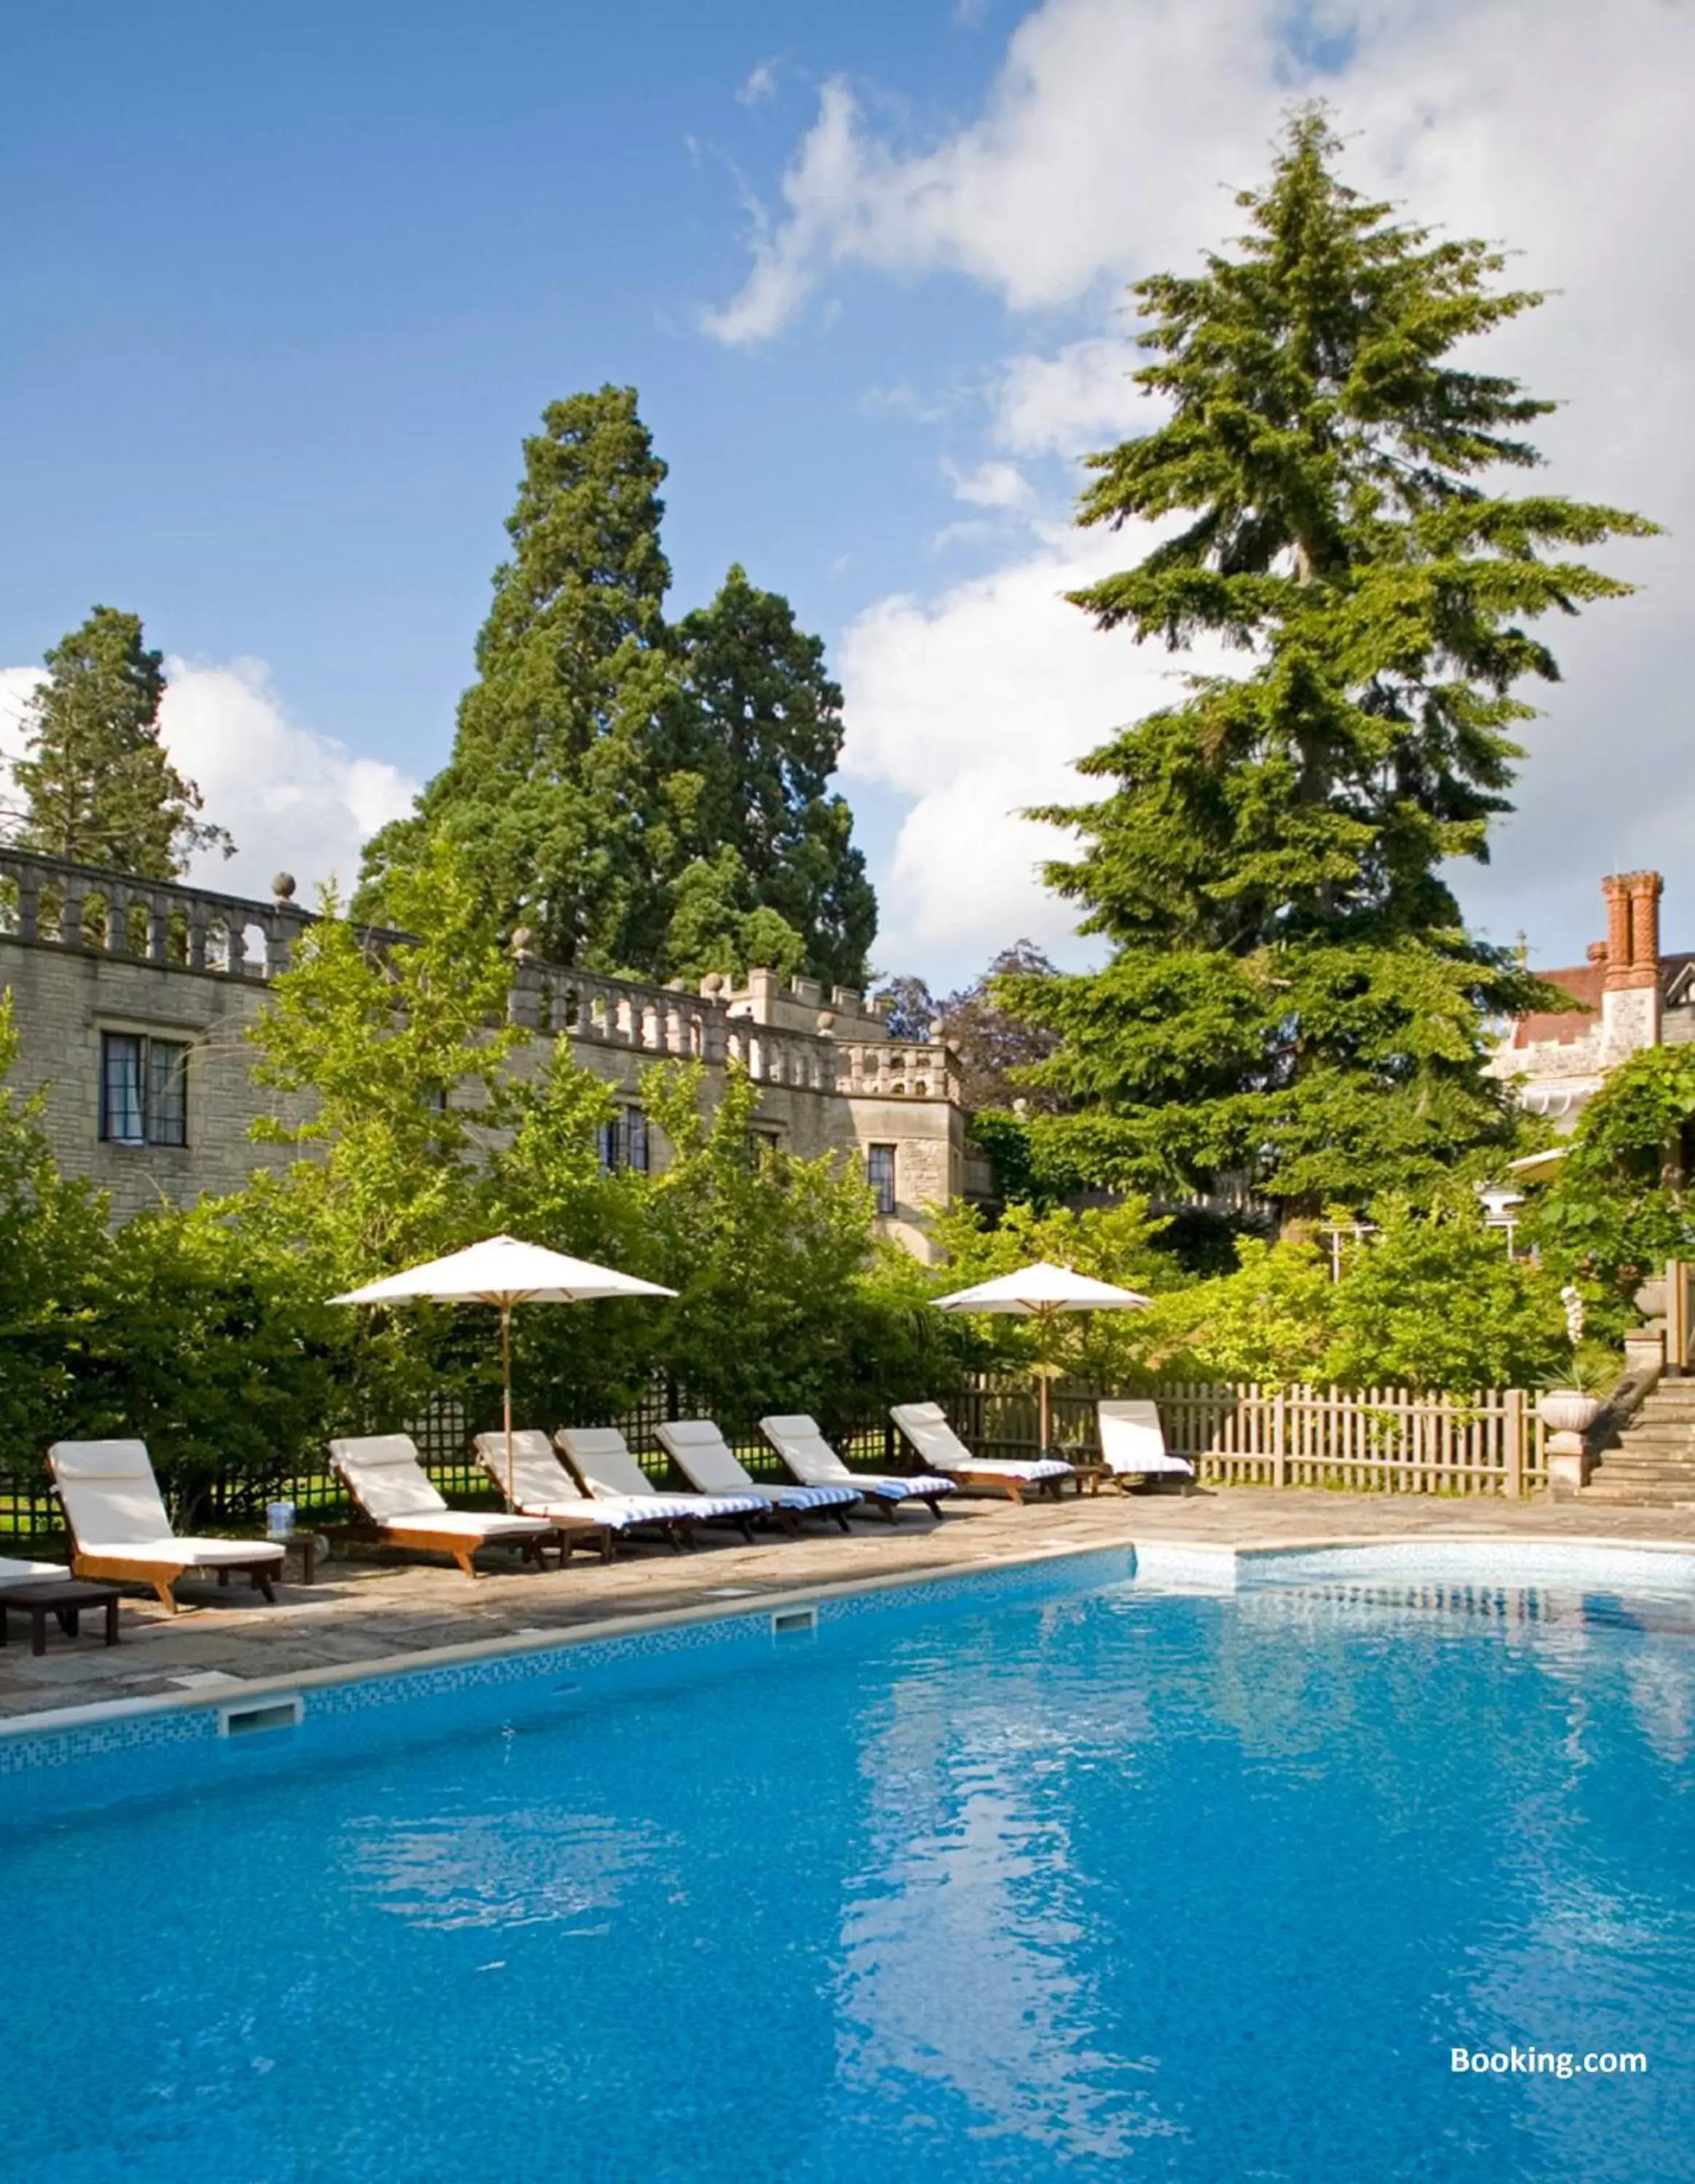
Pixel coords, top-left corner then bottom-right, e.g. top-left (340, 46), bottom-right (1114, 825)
top-left (890, 1403), bottom-right (1073, 1484)
top-left (82, 1538), bottom-right (287, 1568)
top-left (1097, 1399), bottom-right (1194, 1477)
top-left (475, 1432), bottom-right (673, 1532)
top-left (329, 1434), bottom-right (550, 1539)
top-left (50, 1441), bottom-right (286, 1563)
top-left (557, 1426), bottom-right (767, 1522)
top-left (0, 1557), bottom-right (71, 1586)
top-left (657, 1420), bottom-right (861, 1512)
top-left (760, 1415), bottom-right (956, 1503)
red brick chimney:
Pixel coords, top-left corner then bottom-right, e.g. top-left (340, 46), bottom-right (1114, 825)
top-left (1601, 871), bottom-right (1662, 991)
top-left (1600, 871), bottom-right (1664, 1057)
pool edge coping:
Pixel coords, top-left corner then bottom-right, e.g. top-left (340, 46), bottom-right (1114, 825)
top-left (4, 1528), bottom-right (1691, 1746)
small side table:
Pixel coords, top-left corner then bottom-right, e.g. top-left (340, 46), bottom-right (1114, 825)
top-left (272, 1532), bottom-right (320, 1585)
top-left (0, 1579), bottom-right (123, 1658)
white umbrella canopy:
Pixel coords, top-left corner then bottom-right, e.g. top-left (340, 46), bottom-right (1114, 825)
top-left (932, 1261), bottom-right (1153, 1315)
top-left (332, 1235), bottom-right (676, 1500)
top-left (931, 1259), bottom-right (1152, 1452)
top-left (331, 1234), bottom-right (676, 1310)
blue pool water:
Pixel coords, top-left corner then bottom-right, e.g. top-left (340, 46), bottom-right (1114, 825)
top-left (3, 1552), bottom-right (1692, 2183)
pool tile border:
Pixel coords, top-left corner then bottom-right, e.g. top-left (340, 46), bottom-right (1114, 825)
top-left (3, 1532), bottom-right (1691, 1783)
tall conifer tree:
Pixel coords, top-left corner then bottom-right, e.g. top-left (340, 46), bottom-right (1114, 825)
top-left (362, 397), bottom-right (877, 984)
top-left (359, 386), bottom-right (681, 968)
top-left (1009, 110), bottom-right (1656, 1212)
top-left (668, 564), bottom-right (875, 986)
top-left (13, 606), bottom-right (231, 877)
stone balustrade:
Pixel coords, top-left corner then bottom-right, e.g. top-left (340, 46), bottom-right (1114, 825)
top-left (0, 844), bottom-right (315, 978)
top-left (510, 958), bottom-right (726, 1063)
top-left (0, 846), bottom-right (963, 1100)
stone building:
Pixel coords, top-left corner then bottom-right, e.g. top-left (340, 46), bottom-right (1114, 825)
top-left (1489, 870), bottom-right (1695, 1125)
top-left (0, 845), bottom-right (978, 1260)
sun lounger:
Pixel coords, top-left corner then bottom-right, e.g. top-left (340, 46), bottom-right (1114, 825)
top-left (328, 1434), bottom-right (555, 1578)
top-left (759, 1414), bottom-right (955, 1521)
top-left (1097, 1399), bottom-right (1195, 1492)
top-left (556, 1427), bottom-right (766, 1541)
top-left (474, 1430), bottom-right (711, 1556)
top-left (889, 1401), bottom-right (1077, 1504)
top-left (656, 1419), bottom-right (863, 1532)
top-left (0, 1556), bottom-right (72, 1586)
top-left (47, 1440), bottom-right (285, 1613)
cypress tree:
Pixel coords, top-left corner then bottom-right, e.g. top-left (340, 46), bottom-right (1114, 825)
top-left (14, 606), bottom-right (232, 877)
top-left (1010, 109), bottom-right (1656, 1214)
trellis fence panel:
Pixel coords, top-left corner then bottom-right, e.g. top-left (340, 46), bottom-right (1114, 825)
top-left (944, 1377), bottom-right (1544, 1496)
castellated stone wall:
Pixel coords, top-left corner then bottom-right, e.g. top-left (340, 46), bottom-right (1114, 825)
top-left (0, 848), bottom-right (969, 1259)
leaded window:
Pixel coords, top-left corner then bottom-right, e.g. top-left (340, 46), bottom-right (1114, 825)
top-left (100, 1032), bottom-right (189, 1147)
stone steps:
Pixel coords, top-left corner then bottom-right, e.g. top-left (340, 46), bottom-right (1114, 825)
top-left (1580, 1482), bottom-right (1695, 1506)
top-left (1578, 1377), bottom-right (1695, 1503)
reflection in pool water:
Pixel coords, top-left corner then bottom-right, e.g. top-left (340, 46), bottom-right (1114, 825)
top-left (2, 1563), bottom-right (1691, 2182)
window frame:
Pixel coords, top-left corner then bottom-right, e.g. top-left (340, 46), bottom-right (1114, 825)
top-left (866, 1142), bottom-right (897, 1217)
top-left (598, 1105), bottom-right (650, 1175)
top-left (99, 1030), bottom-right (190, 1150)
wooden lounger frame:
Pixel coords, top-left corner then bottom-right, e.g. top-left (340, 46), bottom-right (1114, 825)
top-left (69, 1548), bottom-right (279, 1615)
top-left (336, 1523), bottom-right (558, 1581)
top-left (936, 1468), bottom-right (1075, 1507)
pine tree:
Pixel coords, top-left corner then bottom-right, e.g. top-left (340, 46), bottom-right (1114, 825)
top-left (14, 606), bottom-right (232, 877)
top-left (357, 386), bottom-right (682, 969)
top-left (1010, 109), bottom-right (1657, 1214)
top-left (669, 565), bottom-right (876, 986)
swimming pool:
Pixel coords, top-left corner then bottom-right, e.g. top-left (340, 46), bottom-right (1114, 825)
top-left (3, 1546), bottom-right (1691, 2182)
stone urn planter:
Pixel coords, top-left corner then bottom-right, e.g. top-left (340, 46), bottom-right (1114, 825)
top-left (1536, 1390), bottom-right (1605, 1436)
top-left (1633, 1275), bottom-right (1667, 1320)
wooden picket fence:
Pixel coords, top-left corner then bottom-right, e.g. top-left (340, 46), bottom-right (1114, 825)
top-left (949, 1376), bottom-right (1546, 1497)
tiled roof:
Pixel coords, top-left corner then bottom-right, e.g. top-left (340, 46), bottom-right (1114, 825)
top-left (1511, 952), bottom-right (1695, 1047)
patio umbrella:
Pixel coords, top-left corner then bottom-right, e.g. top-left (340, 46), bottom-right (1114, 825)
top-left (931, 1259), bottom-right (1152, 1455)
top-left (331, 1235), bottom-right (676, 1501)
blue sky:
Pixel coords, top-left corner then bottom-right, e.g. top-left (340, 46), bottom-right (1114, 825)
top-left (2, 1), bottom-right (1691, 986)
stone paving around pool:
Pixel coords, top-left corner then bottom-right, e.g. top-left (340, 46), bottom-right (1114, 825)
top-left (5, 1484), bottom-right (1694, 1725)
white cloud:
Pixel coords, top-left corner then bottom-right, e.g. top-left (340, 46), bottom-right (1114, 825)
top-left (839, 524), bottom-right (1220, 978)
top-left (700, 82), bottom-right (869, 344)
top-left (748, 0), bottom-right (1695, 976)
top-left (736, 60), bottom-right (779, 107)
top-left (992, 336), bottom-right (1147, 459)
top-left (943, 456), bottom-right (1033, 509)
top-left (704, 0), bottom-right (1286, 344)
top-left (0, 654), bottom-right (418, 907)
top-left (159, 657), bottom-right (417, 903)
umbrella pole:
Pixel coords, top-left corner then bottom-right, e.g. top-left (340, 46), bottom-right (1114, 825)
top-left (1037, 1304), bottom-right (1054, 1454)
top-left (501, 1300), bottom-right (514, 1506)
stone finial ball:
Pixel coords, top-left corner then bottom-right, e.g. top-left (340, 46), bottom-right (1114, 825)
top-left (510, 926), bottom-right (535, 957)
top-left (272, 872), bottom-right (297, 901)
